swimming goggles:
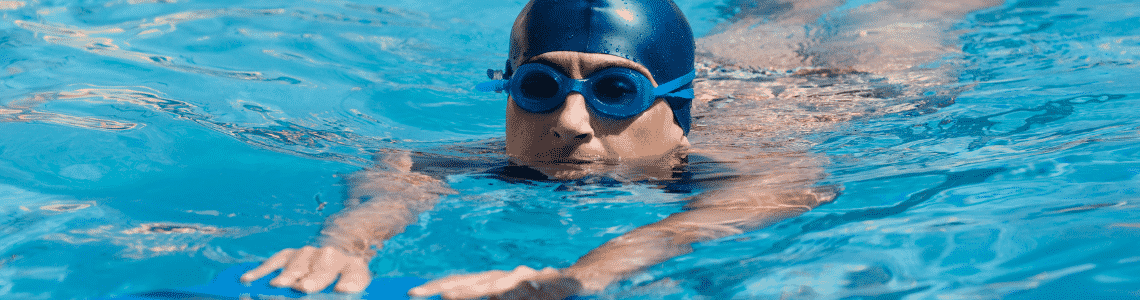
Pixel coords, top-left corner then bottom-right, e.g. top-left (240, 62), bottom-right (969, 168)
top-left (476, 63), bottom-right (695, 119)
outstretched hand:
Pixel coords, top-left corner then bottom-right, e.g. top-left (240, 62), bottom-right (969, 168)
top-left (240, 246), bottom-right (372, 293)
top-left (407, 266), bottom-right (582, 300)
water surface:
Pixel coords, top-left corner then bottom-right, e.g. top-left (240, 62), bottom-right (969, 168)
top-left (1, 0), bottom-right (1138, 299)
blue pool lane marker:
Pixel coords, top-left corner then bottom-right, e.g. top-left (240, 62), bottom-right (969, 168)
top-left (95, 263), bottom-right (434, 300)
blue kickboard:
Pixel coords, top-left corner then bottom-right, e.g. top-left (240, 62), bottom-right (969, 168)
top-left (94, 263), bottom-right (432, 300)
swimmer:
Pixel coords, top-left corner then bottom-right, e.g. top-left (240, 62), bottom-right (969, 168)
top-left (239, 0), bottom-right (837, 299)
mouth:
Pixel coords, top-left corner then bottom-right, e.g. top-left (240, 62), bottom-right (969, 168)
top-left (523, 145), bottom-right (606, 164)
top-left (526, 158), bottom-right (607, 180)
top-left (544, 157), bottom-right (596, 164)
top-left (543, 150), bottom-right (615, 165)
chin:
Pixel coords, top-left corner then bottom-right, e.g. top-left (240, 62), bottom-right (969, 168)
top-left (512, 153), bottom-right (686, 182)
top-left (510, 154), bottom-right (608, 180)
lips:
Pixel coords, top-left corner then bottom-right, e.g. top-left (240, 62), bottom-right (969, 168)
top-left (513, 139), bottom-right (610, 166)
top-left (534, 151), bottom-right (599, 164)
top-left (547, 157), bottom-right (594, 164)
top-left (552, 147), bottom-right (606, 164)
top-left (525, 150), bottom-right (608, 167)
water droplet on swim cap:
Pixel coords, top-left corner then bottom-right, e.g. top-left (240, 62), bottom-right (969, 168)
top-left (507, 0), bottom-right (695, 85)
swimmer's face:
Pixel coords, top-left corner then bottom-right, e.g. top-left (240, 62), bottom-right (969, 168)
top-left (505, 51), bottom-right (690, 177)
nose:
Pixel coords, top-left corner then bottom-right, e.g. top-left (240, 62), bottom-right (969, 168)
top-left (550, 93), bottom-right (594, 144)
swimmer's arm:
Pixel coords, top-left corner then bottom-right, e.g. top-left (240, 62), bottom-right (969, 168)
top-left (565, 182), bottom-right (836, 292)
top-left (319, 151), bottom-right (454, 256)
top-left (407, 182), bottom-right (836, 299)
top-left (241, 151), bottom-right (454, 293)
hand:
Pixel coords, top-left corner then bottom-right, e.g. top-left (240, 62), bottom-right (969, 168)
top-left (407, 266), bottom-right (582, 300)
top-left (239, 246), bottom-right (372, 293)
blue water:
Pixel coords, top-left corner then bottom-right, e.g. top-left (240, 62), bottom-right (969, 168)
top-left (2, 0), bottom-right (1139, 299)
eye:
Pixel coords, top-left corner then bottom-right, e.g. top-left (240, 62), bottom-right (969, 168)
top-left (519, 72), bottom-right (559, 99)
top-left (594, 76), bottom-right (638, 103)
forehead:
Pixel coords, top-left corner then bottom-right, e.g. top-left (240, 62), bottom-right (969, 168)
top-left (525, 51), bottom-right (657, 84)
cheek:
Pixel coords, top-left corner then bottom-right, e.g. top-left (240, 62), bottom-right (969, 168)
top-left (600, 102), bottom-right (684, 156)
top-left (505, 98), bottom-right (530, 130)
top-left (505, 99), bottom-right (548, 152)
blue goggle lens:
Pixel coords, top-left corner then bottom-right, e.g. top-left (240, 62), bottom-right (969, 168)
top-left (593, 75), bottom-right (638, 104)
top-left (519, 71), bottom-right (559, 100)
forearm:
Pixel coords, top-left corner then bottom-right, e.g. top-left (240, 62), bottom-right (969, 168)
top-left (564, 187), bottom-right (834, 291)
top-left (318, 188), bottom-right (440, 257)
top-left (319, 153), bottom-right (454, 257)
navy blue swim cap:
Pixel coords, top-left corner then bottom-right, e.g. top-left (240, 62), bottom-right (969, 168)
top-left (507, 0), bottom-right (696, 134)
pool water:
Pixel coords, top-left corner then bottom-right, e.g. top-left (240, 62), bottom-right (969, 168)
top-left (1, 0), bottom-right (1139, 299)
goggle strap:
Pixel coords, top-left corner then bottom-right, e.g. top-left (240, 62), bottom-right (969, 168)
top-left (476, 79), bottom-right (509, 92)
top-left (662, 89), bottom-right (694, 99)
top-left (664, 96), bottom-right (692, 135)
top-left (652, 71), bottom-right (696, 98)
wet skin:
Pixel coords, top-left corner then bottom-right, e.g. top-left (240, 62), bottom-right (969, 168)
top-left (239, 38), bottom-right (841, 300)
top-left (240, 50), bottom-right (834, 299)
top-left (239, 51), bottom-right (697, 296)
top-left (235, 0), bottom-right (1010, 296)
top-left (504, 51), bottom-right (691, 179)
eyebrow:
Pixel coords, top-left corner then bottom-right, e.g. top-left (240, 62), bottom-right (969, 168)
top-left (582, 60), bottom-right (640, 76)
top-left (525, 58), bottom-right (574, 76)
top-left (584, 60), bottom-right (655, 84)
top-left (526, 55), bottom-right (651, 80)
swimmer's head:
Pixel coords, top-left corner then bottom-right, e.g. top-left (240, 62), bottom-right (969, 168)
top-left (506, 0), bottom-right (696, 99)
top-left (484, 0), bottom-right (696, 176)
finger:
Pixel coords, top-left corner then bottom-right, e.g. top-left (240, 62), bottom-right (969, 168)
top-left (294, 247), bottom-right (348, 293)
top-left (408, 276), bottom-right (467, 297)
top-left (510, 265), bottom-right (537, 278)
top-left (537, 267), bottom-right (559, 277)
top-left (334, 257), bottom-right (371, 293)
top-left (442, 271), bottom-right (521, 300)
top-left (270, 246), bottom-right (317, 287)
top-left (408, 271), bottom-right (507, 297)
top-left (484, 267), bottom-right (544, 300)
top-left (493, 278), bottom-right (580, 300)
top-left (240, 248), bottom-right (296, 283)
top-left (536, 277), bottom-right (581, 300)
top-left (492, 267), bottom-right (537, 291)
top-left (490, 280), bottom-right (539, 300)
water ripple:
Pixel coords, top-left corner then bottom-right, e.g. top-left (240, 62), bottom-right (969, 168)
top-left (0, 1), bottom-right (24, 10)
top-left (15, 19), bottom-right (295, 83)
top-left (1, 86), bottom-right (392, 165)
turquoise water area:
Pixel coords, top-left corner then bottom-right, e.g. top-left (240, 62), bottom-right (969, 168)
top-left (2, 0), bottom-right (1139, 299)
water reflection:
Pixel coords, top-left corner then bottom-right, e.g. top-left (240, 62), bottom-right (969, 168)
top-left (0, 86), bottom-right (392, 165)
top-left (2, 0), bottom-right (494, 166)
top-left (17, 19), bottom-right (297, 82)
top-left (0, 1), bottom-right (24, 10)
top-left (2, 0), bottom-right (1136, 298)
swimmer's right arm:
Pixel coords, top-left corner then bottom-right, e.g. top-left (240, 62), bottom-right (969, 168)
top-left (240, 150), bottom-right (454, 293)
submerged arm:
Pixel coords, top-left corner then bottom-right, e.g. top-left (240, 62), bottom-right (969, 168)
top-left (320, 151), bottom-right (454, 257)
top-left (566, 182), bottom-right (836, 292)
top-left (565, 153), bottom-right (836, 292)
top-left (409, 153), bottom-right (836, 299)
top-left (242, 150), bottom-right (454, 293)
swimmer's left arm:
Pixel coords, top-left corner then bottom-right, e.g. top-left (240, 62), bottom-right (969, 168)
top-left (564, 185), bottom-right (836, 291)
top-left (409, 180), bottom-right (837, 299)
